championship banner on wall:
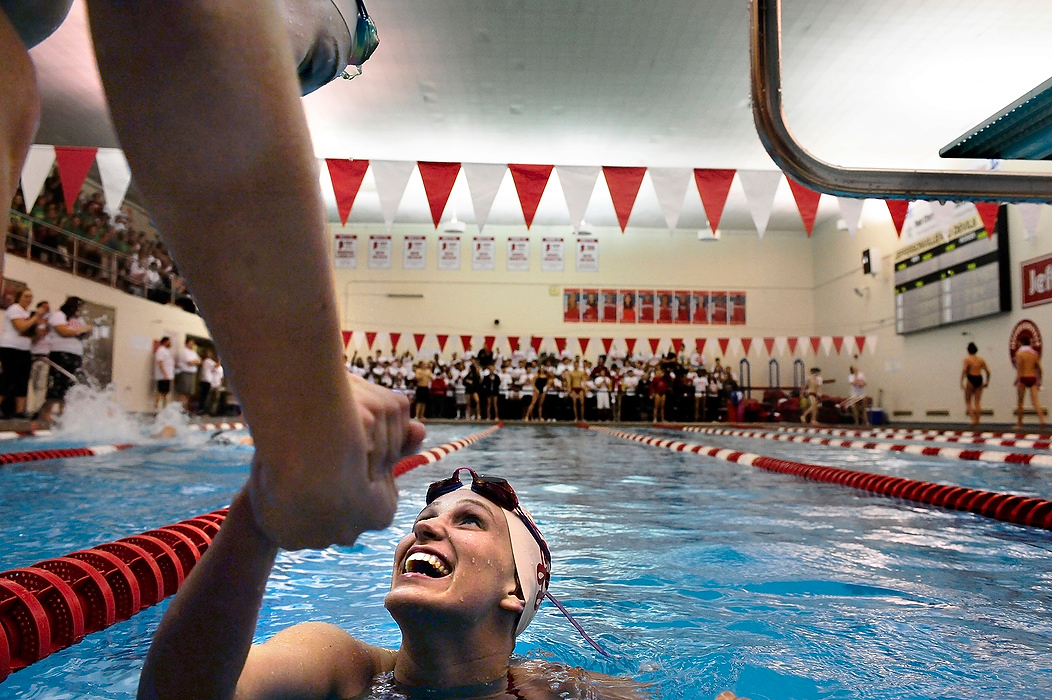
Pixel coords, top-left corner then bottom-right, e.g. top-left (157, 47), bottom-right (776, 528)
top-left (438, 235), bottom-right (461, 270)
top-left (507, 236), bottom-right (530, 271)
top-left (368, 234), bottom-right (392, 269)
top-left (333, 233), bottom-right (357, 269)
top-left (575, 236), bottom-right (599, 273)
top-left (472, 236), bottom-right (495, 271)
top-left (403, 235), bottom-right (426, 270)
top-left (542, 237), bottom-right (565, 272)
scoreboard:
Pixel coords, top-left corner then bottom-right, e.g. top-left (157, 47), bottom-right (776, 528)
top-left (894, 203), bottom-right (1010, 334)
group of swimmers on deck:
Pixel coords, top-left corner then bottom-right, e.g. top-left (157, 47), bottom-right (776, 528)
top-left (963, 339), bottom-right (1045, 429)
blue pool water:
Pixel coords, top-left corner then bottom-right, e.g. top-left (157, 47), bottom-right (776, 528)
top-left (1, 421), bottom-right (1051, 699)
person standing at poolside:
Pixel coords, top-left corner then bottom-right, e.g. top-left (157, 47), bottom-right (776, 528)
top-left (961, 342), bottom-right (990, 426)
top-left (800, 367), bottom-right (822, 425)
top-left (847, 365), bottom-right (869, 426)
top-left (566, 358), bottom-right (588, 422)
top-left (153, 337), bottom-right (174, 411)
top-left (39, 296), bottom-right (92, 423)
top-left (174, 338), bottom-right (202, 411)
top-left (1014, 337), bottom-right (1045, 429)
top-left (0, 288), bottom-right (48, 418)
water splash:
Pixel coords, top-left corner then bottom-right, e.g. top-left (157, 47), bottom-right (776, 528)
top-left (47, 383), bottom-right (176, 445)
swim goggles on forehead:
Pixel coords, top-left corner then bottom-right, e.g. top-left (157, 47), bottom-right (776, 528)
top-left (336, 0), bottom-right (380, 80)
top-left (425, 467), bottom-right (613, 657)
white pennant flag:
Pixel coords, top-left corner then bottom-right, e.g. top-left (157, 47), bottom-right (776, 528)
top-left (20, 144), bottom-right (56, 207)
top-left (738, 170), bottom-right (782, 239)
top-left (95, 148), bottom-right (132, 217)
top-left (1017, 203), bottom-right (1043, 241)
top-left (836, 197), bottom-right (865, 238)
top-left (463, 163), bottom-right (507, 233)
top-left (555, 166), bottom-right (601, 234)
top-left (866, 335), bottom-right (877, 354)
top-left (648, 167), bottom-right (692, 233)
top-left (820, 336), bottom-right (833, 356)
top-left (370, 160), bottom-right (416, 230)
top-left (929, 201), bottom-right (956, 234)
top-left (775, 336), bottom-right (788, 355)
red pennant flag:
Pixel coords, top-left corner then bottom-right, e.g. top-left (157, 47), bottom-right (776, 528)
top-left (602, 338), bottom-right (614, 355)
top-left (389, 333), bottom-right (401, 352)
top-left (694, 169), bottom-right (736, 234)
top-left (341, 330), bottom-right (353, 348)
top-left (530, 336), bottom-right (543, 354)
top-left (787, 337), bottom-right (799, 355)
top-left (625, 338), bottom-right (637, 355)
top-left (832, 336), bottom-right (844, 354)
top-left (695, 338), bottom-right (707, 355)
top-left (810, 337), bottom-right (821, 355)
top-left (671, 338), bottom-right (684, 354)
top-left (54, 146), bottom-right (99, 214)
top-left (603, 166), bottom-right (647, 233)
top-left (741, 337), bottom-right (753, 355)
top-left (885, 200), bottom-right (909, 237)
top-left (418, 161), bottom-right (462, 227)
top-left (554, 337), bottom-right (567, 354)
top-left (786, 178), bottom-right (822, 236)
top-left (579, 337), bottom-right (590, 355)
top-left (508, 336), bottom-right (520, 353)
top-left (973, 202), bottom-right (1000, 235)
top-left (764, 337), bottom-right (776, 355)
top-left (326, 159), bottom-right (369, 225)
top-left (413, 333), bottom-right (425, 352)
top-left (484, 336), bottom-right (495, 351)
top-left (508, 164), bottom-right (554, 229)
top-left (855, 336), bottom-right (866, 354)
top-left (366, 331), bottom-right (377, 350)
top-left (718, 338), bottom-right (730, 355)
top-left (648, 338), bottom-right (661, 355)
top-left (437, 334), bottom-right (449, 352)
top-left (460, 335), bottom-right (473, 353)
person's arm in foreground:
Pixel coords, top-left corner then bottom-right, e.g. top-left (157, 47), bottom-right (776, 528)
top-left (86, 1), bottom-right (424, 550)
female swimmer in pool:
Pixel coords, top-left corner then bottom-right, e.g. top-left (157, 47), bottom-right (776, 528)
top-left (139, 467), bottom-right (648, 699)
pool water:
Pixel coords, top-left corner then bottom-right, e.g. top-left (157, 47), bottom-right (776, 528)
top-left (1, 421), bottom-right (1051, 699)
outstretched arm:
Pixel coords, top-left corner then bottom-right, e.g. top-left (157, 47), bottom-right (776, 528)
top-left (87, 1), bottom-right (424, 549)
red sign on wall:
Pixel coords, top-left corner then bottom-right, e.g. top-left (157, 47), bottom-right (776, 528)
top-left (1022, 253), bottom-right (1052, 309)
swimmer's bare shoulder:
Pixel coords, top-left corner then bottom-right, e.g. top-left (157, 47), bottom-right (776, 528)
top-left (235, 622), bottom-right (394, 700)
top-left (511, 659), bottom-right (651, 699)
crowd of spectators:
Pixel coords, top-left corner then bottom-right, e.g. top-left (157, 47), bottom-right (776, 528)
top-left (344, 346), bottom-right (776, 423)
top-left (7, 177), bottom-right (196, 312)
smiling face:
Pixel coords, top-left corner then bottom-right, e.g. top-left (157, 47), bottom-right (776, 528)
top-left (385, 491), bottom-right (523, 632)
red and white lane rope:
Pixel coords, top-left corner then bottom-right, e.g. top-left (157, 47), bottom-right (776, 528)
top-left (192, 421), bottom-right (247, 432)
top-left (747, 424), bottom-right (1052, 450)
top-left (589, 425), bottom-right (1052, 530)
top-left (765, 423), bottom-right (1050, 442)
top-left (0, 429), bottom-right (51, 440)
top-left (0, 425), bottom-right (502, 681)
top-left (683, 425), bottom-right (1052, 468)
top-left (0, 444), bottom-right (135, 467)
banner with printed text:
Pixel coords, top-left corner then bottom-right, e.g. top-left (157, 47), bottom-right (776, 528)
top-left (333, 233), bottom-right (357, 269)
top-left (403, 235), bottom-right (426, 270)
top-left (438, 235), bottom-right (461, 270)
top-left (368, 234), bottom-right (392, 269)
top-left (542, 237), bottom-right (565, 272)
top-left (507, 236), bottom-right (530, 271)
top-left (575, 236), bottom-right (599, 273)
top-left (472, 236), bottom-right (496, 271)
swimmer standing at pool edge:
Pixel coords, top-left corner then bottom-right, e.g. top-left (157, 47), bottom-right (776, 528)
top-left (1014, 337), bottom-right (1045, 429)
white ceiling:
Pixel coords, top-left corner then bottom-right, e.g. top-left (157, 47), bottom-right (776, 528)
top-left (27, 0), bottom-right (1052, 232)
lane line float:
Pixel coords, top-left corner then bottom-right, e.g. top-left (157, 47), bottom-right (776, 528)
top-left (763, 423), bottom-right (1049, 442)
top-left (0, 425), bottom-right (501, 682)
top-left (589, 425), bottom-right (1052, 530)
top-left (0, 444), bottom-right (135, 468)
top-left (682, 425), bottom-right (1052, 468)
top-left (747, 424), bottom-right (1052, 449)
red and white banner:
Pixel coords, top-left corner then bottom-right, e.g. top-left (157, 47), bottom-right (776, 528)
top-left (368, 234), bottom-right (393, 269)
top-left (472, 236), bottom-right (496, 271)
top-left (403, 235), bottom-right (426, 270)
top-left (575, 237), bottom-right (599, 273)
top-left (507, 236), bottom-right (530, 271)
top-left (1022, 252), bottom-right (1052, 309)
top-left (418, 161), bottom-right (461, 228)
top-left (438, 235), bottom-right (461, 270)
top-left (333, 233), bottom-right (358, 269)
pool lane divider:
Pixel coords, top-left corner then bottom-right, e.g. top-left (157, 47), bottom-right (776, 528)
top-left (0, 424), bottom-right (502, 683)
top-left (750, 424), bottom-right (1052, 449)
top-left (763, 423), bottom-right (1050, 442)
top-left (588, 426), bottom-right (1052, 531)
top-left (0, 444), bottom-right (135, 467)
top-left (682, 425), bottom-right (1052, 467)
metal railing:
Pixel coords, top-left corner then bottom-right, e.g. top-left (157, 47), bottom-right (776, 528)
top-left (6, 209), bottom-right (195, 310)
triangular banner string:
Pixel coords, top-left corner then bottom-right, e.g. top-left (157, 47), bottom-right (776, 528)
top-left (820, 336), bottom-right (833, 356)
top-left (973, 201), bottom-right (1000, 235)
top-left (326, 159), bottom-right (370, 226)
top-left (508, 164), bottom-right (554, 229)
top-left (1017, 203), bottom-right (1042, 241)
top-left (341, 331), bottom-right (353, 348)
top-left (854, 336), bottom-right (866, 355)
top-left (694, 169), bottom-right (736, 235)
top-left (579, 337), bottom-right (591, 355)
top-left (648, 338), bottom-right (661, 355)
top-left (20, 144), bottom-right (56, 208)
top-left (764, 337), bottom-right (775, 355)
top-left (741, 337), bottom-right (753, 355)
top-left (371, 160), bottom-right (417, 230)
top-left (886, 200), bottom-right (910, 237)
top-left (786, 178), bottom-right (822, 236)
top-left (95, 148), bottom-right (132, 217)
top-left (463, 163), bottom-right (507, 233)
top-left (508, 337), bottom-right (520, 353)
top-left (649, 167), bottom-right (692, 233)
top-left (437, 334), bottom-right (449, 352)
top-left (460, 335), bottom-right (473, 353)
top-left (602, 338), bottom-right (614, 355)
top-left (831, 336), bottom-right (844, 354)
top-left (530, 336), bottom-right (543, 354)
top-left (787, 337), bottom-right (799, 355)
top-left (418, 161), bottom-right (462, 228)
top-left (484, 336), bottom-right (495, 351)
top-left (718, 338), bottom-right (730, 355)
top-left (836, 197), bottom-right (865, 238)
top-left (737, 170), bottom-right (782, 239)
top-left (413, 334), bottom-right (426, 352)
top-left (671, 338), bottom-right (684, 354)
top-left (555, 166), bottom-right (601, 234)
top-left (695, 338), bottom-right (707, 356)
top-left (810, 337), bottom-right (821, 355)
top-left (366, 332), bottom-right (378, 350)
top-left (625, 338), bottom-right (637, 355)
top-left (554, 337), bottom-right (567, 354)
top-left (54, 146), bottom-right (98, 214)
top-left (603, 166), bottom-right (647, 233)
